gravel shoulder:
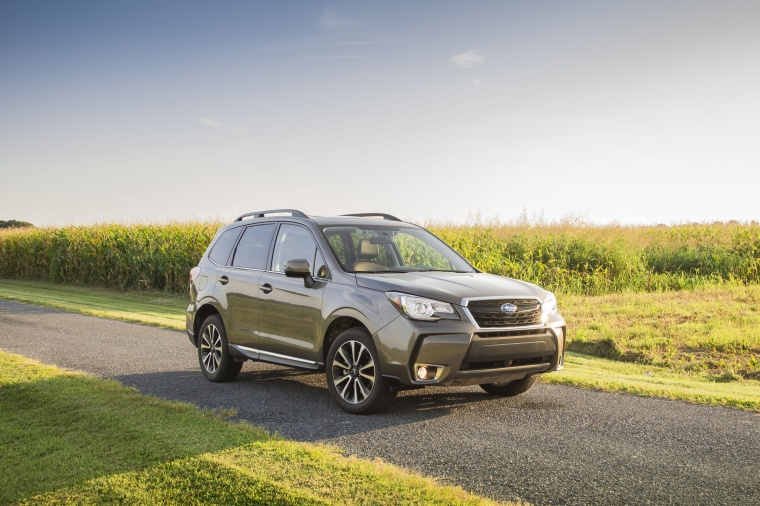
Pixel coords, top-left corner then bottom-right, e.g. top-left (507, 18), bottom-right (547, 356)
top-left (1, 298), bottom-right (758, 505)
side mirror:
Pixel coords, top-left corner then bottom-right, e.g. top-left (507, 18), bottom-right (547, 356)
top-left (284, 259), bottom-right (315, 288)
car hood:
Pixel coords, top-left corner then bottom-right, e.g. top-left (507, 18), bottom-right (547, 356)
top-left (355, 272), bottom-right (549, 305)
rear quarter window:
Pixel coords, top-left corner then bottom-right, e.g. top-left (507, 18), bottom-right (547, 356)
top-left (208, 228), bottom-right (241, 265)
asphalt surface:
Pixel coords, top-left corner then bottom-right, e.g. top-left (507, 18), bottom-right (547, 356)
top-left (1, 298), bottom-right (758, 505)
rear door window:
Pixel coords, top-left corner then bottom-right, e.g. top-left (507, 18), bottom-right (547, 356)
top-left (231, 224), bottom-right (277, 270)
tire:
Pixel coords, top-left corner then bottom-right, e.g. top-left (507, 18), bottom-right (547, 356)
top-left (198, 314), bottom-right (242, 382)
top-left (480, 375), bottom-right (537, 396)
top-left (326, 328), bottom-right (396, 414)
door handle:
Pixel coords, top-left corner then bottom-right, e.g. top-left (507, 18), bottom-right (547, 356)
top-left (219, 275), bottom-right (229, 285)
top-left (260, 283), bottom-right (273, 294)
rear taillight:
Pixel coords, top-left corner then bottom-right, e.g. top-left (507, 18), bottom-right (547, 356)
top-left (190, 267), bottom-right (201, 285)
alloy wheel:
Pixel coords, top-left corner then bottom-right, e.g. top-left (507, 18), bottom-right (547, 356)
top-left (200, 323), bottom-right (223, 374)
top-left (331, 340), bottom-right (376, 404)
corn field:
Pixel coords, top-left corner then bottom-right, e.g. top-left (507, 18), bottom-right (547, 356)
top-left (0, 223), bottom-right (217, 293)
top-left (1, 221), bottom-right (758, 295)
top-left (434, 222), bottom-right (760, 294)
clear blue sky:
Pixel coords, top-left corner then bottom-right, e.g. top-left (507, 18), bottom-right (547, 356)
top-left (1, 0), bottom-right (758, 226)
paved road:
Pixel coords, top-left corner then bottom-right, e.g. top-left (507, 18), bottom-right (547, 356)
top-left (1, 298), bottom-right (758, 505)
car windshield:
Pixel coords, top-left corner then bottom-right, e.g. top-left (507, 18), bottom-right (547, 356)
top-left (321, 225), bottom-right (476, 273)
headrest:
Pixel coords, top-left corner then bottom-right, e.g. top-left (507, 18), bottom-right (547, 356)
top-left (356, 239), bottom-right (379, 260)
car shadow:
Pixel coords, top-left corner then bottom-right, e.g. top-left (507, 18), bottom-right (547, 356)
top-left (114, 361), bottom-right (566, 442)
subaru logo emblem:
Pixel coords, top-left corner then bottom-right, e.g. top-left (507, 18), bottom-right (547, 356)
top-left (500, 303), bottom-right (518, 313)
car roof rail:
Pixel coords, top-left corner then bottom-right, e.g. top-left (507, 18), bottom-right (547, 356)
top-left (342, 213), bottom-right (402, 222)
top-left (234, 209), bottom-right (308, 221)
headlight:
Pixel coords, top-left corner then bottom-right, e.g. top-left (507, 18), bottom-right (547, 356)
top-left (386, 292), bottom-right (458, 321)
top-left (542, 293), bottom-right (559, 322)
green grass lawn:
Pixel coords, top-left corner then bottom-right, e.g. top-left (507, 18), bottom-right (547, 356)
top-left (0, 279), bottom-right (186, 328)
top-left (1, 279), bottom-right (758, 411)
top-left (547, 352), bottom-right (760, 411)
top-left (562, 286), bottom-right (760, 380)
top-left (0, 352), bottom-right (502, 505)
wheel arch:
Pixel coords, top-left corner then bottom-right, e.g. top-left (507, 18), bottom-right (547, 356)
top-left (193, 302), bottom-right (224, 346)
top-left (321, 310), bottom-right (374, 363)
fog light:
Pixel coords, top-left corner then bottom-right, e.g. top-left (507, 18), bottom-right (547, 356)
top-left (415, 364), bottom-right (443, 381)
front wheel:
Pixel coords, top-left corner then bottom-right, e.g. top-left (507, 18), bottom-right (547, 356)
top-left (480, 375), bottom-right (537, 396)
top-left (326, 328), bottom-right (396, 414)
top-left (198, 314), bottom-right (242, 382)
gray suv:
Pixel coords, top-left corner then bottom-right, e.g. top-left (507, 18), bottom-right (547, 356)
top-left (187, 210), bottom-right (566, 414)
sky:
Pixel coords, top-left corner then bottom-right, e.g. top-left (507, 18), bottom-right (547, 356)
top-left (1, 0), bottom-right (759, 227)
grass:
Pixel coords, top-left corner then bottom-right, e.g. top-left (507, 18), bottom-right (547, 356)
top-left (0, 352), bottom-right (502, 505)
top-left (548, 353), bottom-right (760, 411)
top-left (1, 279), bottom-right (758, 411)
top-left (561, 286), bottom-right (760, 380)
top-left (0, 279), bottom-right (186, 329)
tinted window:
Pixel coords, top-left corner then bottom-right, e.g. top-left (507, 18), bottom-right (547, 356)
top-left (232, 224), bottom-right (276, 269)
top-left (272, 224), bottom-right (317, 273)
top-left (208, 227), bottom-right (242, 265)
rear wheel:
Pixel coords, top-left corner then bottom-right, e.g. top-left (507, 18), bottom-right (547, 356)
top-left (326, 328), bottom-right (396, 414)
top-left (480, 375), bottom-right (537, 396)
top-left (198, 314), bottom-right (242, 382)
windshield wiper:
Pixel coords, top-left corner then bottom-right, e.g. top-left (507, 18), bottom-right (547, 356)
top-left (354, 270), bottom-right (408, 274)
top-left (409, 269), bottom-right (473, 273)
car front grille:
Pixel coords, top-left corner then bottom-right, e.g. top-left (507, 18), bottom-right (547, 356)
top-left (466, 298), bottom-right (542, 328)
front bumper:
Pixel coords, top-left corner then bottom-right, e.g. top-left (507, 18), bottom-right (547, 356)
top-left (374, 313), bottom-right (566, 387)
